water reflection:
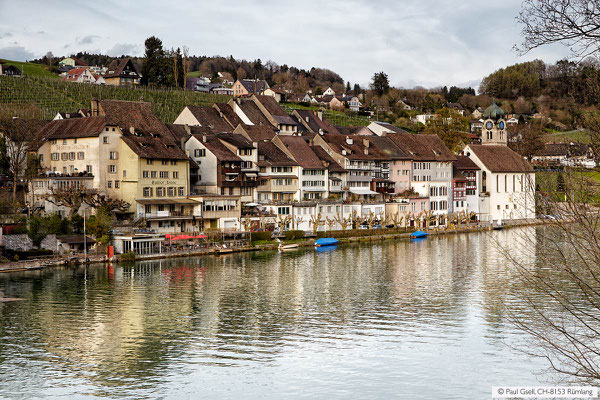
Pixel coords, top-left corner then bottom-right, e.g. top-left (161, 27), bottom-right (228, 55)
top-left (0, 227), bottom-right (552, 399)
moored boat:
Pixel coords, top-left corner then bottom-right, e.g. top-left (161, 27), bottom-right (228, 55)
top-left (279, 243), bottom-right (299, 252)
top-left (315, 238), bottom-right (339, 247)
top-left (410, 230), bottom-right (428, 239)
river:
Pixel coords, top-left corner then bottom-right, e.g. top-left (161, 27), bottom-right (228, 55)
top-left (0, 227), bottom-right (554, 399)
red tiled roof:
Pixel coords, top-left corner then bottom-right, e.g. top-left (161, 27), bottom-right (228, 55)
top-left (468, 145), bottom-right (533, 172)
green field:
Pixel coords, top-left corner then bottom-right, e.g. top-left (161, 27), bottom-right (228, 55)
top-left (186, 71), bottom-right (205, 78)
top-left (0, 75), bottom-right (229, 122)
top-left (0, 60), bottom-right (57, 78)
top-left (545, 129), bottom-right (591, 144)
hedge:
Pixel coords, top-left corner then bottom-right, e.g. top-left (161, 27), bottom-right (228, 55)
top-left (3, 248), bottom-right (53, 260)
top-left (251, 231), bottom-right (272, 242)
top-left (284, 230), bottom-right (304, 241)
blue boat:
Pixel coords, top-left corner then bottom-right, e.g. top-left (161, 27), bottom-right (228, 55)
top-left (315, 237), bottom-right (339, 247)
top-left (410, 230), bottom-right (428, 239)
top-left (316, 245), bottom-right (338, 253)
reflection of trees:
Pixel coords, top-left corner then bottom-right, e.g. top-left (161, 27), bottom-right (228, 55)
top-left (0, 231), bottom-right (549, 396)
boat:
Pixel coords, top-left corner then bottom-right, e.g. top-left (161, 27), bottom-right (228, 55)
top-left (410, 230), bottom-right (428, 239)
top-left (315, 237), bottom-right (339, 247)
top-left (278, 243), bottom-right (299, 252)
top-left (493, 219), bottom-right (504, 230)
top-left (316, 245), bottom-right (338, 253)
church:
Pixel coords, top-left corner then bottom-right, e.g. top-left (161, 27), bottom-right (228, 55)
top-left (462, 102), bottom-right (536, 223)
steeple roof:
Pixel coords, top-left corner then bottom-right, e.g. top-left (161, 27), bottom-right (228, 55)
top-left (483, 100), bottom-right (505, 119)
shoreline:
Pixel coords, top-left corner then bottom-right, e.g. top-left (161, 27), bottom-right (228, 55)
top-left (0, 219), bottom-right (548, 274)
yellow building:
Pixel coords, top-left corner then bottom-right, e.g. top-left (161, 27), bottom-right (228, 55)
top-left (32, 100), bottom-right (193, 233)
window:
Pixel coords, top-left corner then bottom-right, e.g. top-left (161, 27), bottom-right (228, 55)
top-left (51, 139), bottom-right (57, 145)
top-left (77, 152), bottom-right (84, 160)
top-left (160, 171), bottom-right (169, 178)
top-left (171, 161), bottom-right (176, 166)
top-left (151, 171), bottom-right (157, 178)
top-left (143, 171), bottom-right (149, 178)
top-left (123, 170), bottom-right (126, 178)
top-left (109, 151), bottom-right (118, 160)
top-left (179, 187), bottom-right (184, 196)
top-left (86, 165), bottom-right (92, 173)
top-left (145, 205), bottom-right (151, 214)
top-left (63, 139), bottom-right (67, 145)
top-left (103, 137), bottom-right (108, 144)
top-left (146, 159), bottom-right (153, 165)
top-left (107, 181), bottom-right (112, 189)
top-left (173, 171), bottom-right (179, 179)
top-left (162, 160), bottom-right (168, 166)
top-left (143, 187), bottom-right (152, 197)
top-left (73, 138), bottom-right (77, 144)
top-left (109, 165), bottom-right (116, 173)
top-left (61, 153), bottom-right (68, 161)
top-left (157, 187), bottom-right (164, 197)
top-left (69, 152), bottom-right (75, 161)
top-left (115, 180), bottom-right (120, 189)
top-left (194, 148), bottom-right (206, 157)
top-left (168, 187), bottom-right (174, 197)
top-left (51, 153), bottom-right (59, 161)
top-left (39, 154), bottom-right (43, 163)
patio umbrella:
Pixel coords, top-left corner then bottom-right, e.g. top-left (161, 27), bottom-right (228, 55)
top-left (172, 235), bottom-right (186, 240)
top-left (165, 234), bottom-right (176, 239)
top-left (194, 234), bottom-right (208, 239)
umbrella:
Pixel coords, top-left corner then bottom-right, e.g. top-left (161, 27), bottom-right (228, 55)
top-left (165, 234), bottom-right (176, 239)
top-left (179, 234), bottom-right (196, 240)
top-left (172, 235), bottom-right (186, 240)
top-left (194, 234), bottom-right (208, 239)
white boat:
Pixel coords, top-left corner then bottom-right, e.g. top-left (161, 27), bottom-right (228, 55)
top-left (279, 243), bottom-right (299, 251)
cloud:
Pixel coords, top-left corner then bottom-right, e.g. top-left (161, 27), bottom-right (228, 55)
top-left (106, 43), bottom-right (140, 57)
top-left (0, 32), bottom-right (13, 39)
top-left (77, 35), bottom-right (99, 45)
top-left (0, 46), bottom-right (36, 61)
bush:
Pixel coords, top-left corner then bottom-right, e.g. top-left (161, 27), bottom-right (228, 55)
top-left (284, 230), bottom-right (304, 241)
top-left (118, 251), bottom-right (136, 262)
top-left (251, 231), bottom-right (272, 242)
top-left (3, 248), bottom-right (53, 261)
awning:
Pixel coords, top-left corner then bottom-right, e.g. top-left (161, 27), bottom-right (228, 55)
top-left (349, 187), bottom-right (378, 195)
top-left (136, 198), bottom-right (199, 205)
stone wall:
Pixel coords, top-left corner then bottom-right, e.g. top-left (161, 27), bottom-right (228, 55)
top-left (0, 234), bottom-right (58, 251)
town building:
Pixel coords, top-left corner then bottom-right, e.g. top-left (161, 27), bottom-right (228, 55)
top-left (103, 58), bottom-right (140, 86)
top-left (232, 79), bottom-right (269, 96)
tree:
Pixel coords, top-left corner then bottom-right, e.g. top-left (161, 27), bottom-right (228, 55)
top-left (508, 120), bottom-right (546, 161)
top-left (84, 191), bottom-right (130, 213)
top-left (172, 47), bottom-right (184, 88)
top-left (0, 119), bottom-right (39, 203)
top-left (345, 81), bottom-right (351, 93)
top-left (182, 46), bottom-right (191, 90)
top-left (370, 71), bottom-right (390, 97)
top-left (501, 170), bottom-right (600, 383)
top-left (517, 0), bottom-right (600, 58)
top-left (422, 108), bottom-right (470, 152)
top-left (141, 36), bottom-right (168, 86)
top-left (353, 83), bottom-right (361, 95)
top-left (44, 186), bottom-right (92, 218)
top-left (27, 216), bottom-right (47, 249)
top-left (0, 136), bottom-right (10, 176)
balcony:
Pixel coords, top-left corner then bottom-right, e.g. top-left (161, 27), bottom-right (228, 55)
top-left (139, 210), bottom-right (201, 220)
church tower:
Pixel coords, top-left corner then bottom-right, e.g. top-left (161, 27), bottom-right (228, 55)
top-left (481, 101), bottom-right (507, 146)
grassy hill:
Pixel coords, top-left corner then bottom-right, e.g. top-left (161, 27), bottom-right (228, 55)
top-left (545, 129), bottom-right (591, 144)
top-left (0, 60), bottom-right (57, 78)
top-left (0, 75), bottom-right (229, 122)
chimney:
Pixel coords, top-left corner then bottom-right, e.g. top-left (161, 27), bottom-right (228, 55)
top-left (91, 98), bottom-right (100, 116)
top-left (363, 138), bottom-right (370, 148)
top-left (129, 126), bottom-right (135, 134)
top-left (180, 136), bottom-right (186, 150)
top-left (202, 135), bottom-right (207, 143)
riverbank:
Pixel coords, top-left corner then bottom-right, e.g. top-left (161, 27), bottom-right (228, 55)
top-left (0, 219), bottom-right (548, 274)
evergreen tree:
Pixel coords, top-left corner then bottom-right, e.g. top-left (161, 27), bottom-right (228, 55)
top-left (141, 36), bottom-right (168, 86)
top-left (346, 81), bottom-right (351, 93)
top-left (353, 83), bottom-right (361, 95)
top-left (370, 72), bottom-right (390, 96)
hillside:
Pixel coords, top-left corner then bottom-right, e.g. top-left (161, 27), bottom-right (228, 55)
top-left (0, 76), bottom-right (228, 122)
top-left (0, 60), bottom-right (57, 78)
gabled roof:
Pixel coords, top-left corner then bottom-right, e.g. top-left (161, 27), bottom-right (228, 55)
top-left (468, 144), bottom-right (533, 172)
top-left (257, 142), bottom-right (296, 166)
top-left (195, 135), bottom-right (241, 162)
top-left (320, 134), bottom-right (389, 160)
top-left (235, 124), bottom-right (276, 142)
top-left (370, 121), bottom-right (409, 134)
top-left (386, 133), bottom-right (456, 162)
top-left (293, 110), bottom-right (340, 134)
top-left (216, 132), bottom-right (254, 149)
top-left (104, 58), bottom-right (139, 78)
top-left (35, 117), bottom-right (106, 143)
top-left (367, 136), bottom-right (409, 160)
top-left (455, 155), bottom-right (480, 170)
top-left (309, 145), bottom-right (346, 172)
top-left (277, 136), bottom-right (325, 169)
top-left (65, 67), bottom-right (89, 80)
top-left (236, 99), bottom-right (272, 126)
top-left (453, 166), bottom-right (467, 181)
top-left (238, 79), bottom-right (268, 94)
top-left (334, 125), bottom-right (363, 135)
top-left (254, 95), bottom-right (288, 117)
top-left (185, 105), bottom-right (234, 132)
top-left (166, 124), bottom-right (213, 142)
top-left (213, 103), bottom-right (244, 127)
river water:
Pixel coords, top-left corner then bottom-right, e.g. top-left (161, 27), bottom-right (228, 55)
top-left (0, 228), bottom-right (553, 399)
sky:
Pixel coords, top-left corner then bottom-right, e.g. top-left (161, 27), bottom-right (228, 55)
top-left (0, 0), bottom-right (572, 89)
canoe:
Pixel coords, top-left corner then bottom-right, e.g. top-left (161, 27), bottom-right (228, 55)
top-left (410, 230), bottom-right (428, 239)
top-left (315, 238), bottom-right (339, 247)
